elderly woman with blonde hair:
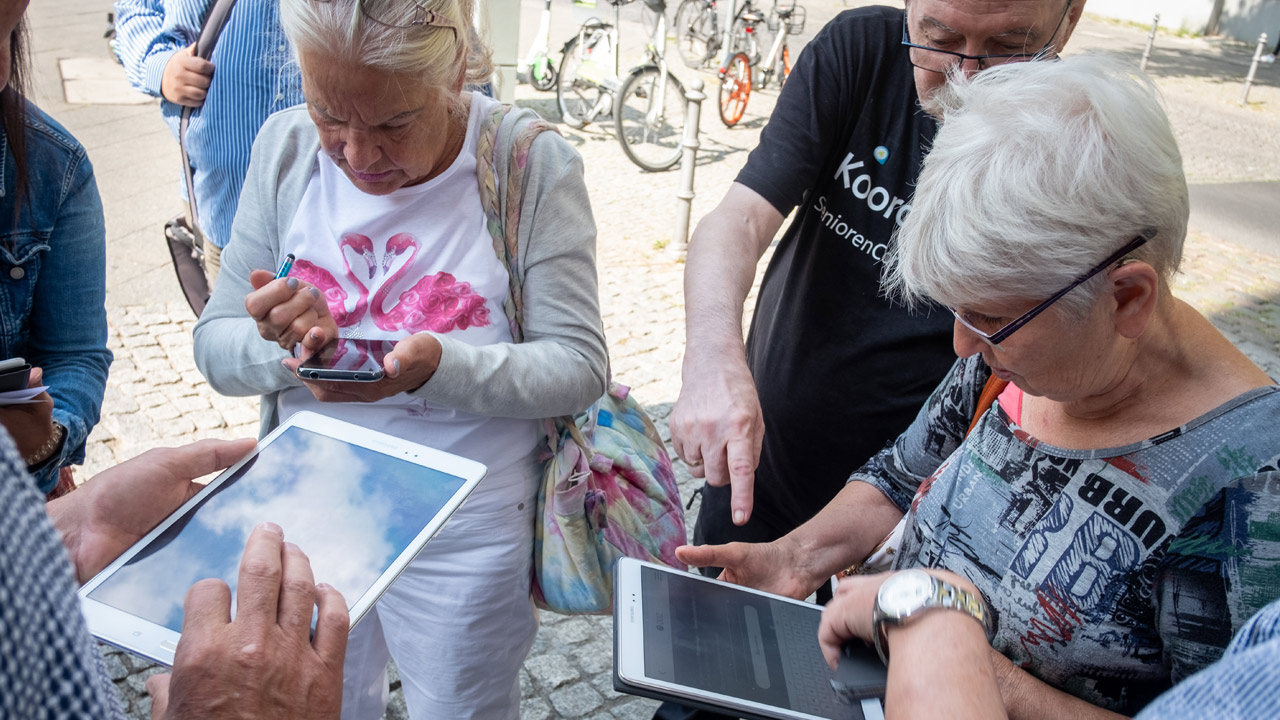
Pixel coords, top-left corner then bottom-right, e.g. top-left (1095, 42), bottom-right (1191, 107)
top-left (684, 55), bottom-right (1280, 719)
top-left (192, 0), bottom-right (606, 717)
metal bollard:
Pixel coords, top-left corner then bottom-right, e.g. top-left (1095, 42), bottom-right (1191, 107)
top-left (1242, 33), bottom-right (1269, 105)
top-left (1140, 13), bottom-right (1159, 72)
top-left (671, 79), bottom-right (706, 258)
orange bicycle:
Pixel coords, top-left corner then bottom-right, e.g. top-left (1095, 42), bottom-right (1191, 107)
top-left (718, 1), bottom-right (804, 127)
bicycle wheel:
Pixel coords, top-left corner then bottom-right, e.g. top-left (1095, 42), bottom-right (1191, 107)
top-left (615, 66), bottom-right (686, 172)
top-left (530, 54), bottom-right (558, 92)
top-left (718, 52), bottom-right (751, 127)
top-left (674, 0), bottom-right (717, 69)
top-left (557, 36), bottom-right (603, 128)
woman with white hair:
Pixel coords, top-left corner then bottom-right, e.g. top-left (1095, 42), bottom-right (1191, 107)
top-left (682, 55), bottom-right (1280, 718)
top-left (191, 0), bottom-right (606, 717)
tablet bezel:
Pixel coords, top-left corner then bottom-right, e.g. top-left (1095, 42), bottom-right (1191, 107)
top-left (77, 410), bottom-right (486, 667)
top-left (614, 558), bottom-right (879, 720)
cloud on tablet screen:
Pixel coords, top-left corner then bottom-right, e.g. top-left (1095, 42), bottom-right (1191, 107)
top-left (90, 427), bottom-right (406, 629)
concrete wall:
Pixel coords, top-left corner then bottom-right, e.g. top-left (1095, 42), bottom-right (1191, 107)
top-left (1083, 0), bottom-right (1213, 35)
top-left (1217, 0), bottom-right (1280, 46)
top-left (1084, 0), bottom-right (1279, 44)
top-left (485, 0), bottom-right (522, 101)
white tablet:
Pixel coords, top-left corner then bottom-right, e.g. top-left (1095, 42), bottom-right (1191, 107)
top-left (78, 411), bottom-right (486, 666)
top-left (614, 559), bottom-right (886, 720)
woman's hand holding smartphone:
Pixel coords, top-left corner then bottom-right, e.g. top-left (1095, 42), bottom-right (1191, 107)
top-left (282, 334), bottom-right (442, 404)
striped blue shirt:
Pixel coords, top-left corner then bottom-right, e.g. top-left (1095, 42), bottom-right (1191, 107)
top-left (112, 0), bottom-right (304, 249)
top-left (1136, 599), bottom-right (1280, 719)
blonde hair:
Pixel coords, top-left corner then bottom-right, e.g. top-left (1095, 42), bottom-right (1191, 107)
top-left (280, 0), bottom-right (494, 90)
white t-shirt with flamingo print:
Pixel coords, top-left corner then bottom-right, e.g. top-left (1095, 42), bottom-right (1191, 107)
top-left (277, 93), bottom-right (539, 478)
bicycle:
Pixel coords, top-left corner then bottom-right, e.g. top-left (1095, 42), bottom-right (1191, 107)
top-left (556, 0), bottom-right (687, 172)
top-left (672, 0), bottom-right (720, 69)
top-left (718, 1), bottom-right (804, 127)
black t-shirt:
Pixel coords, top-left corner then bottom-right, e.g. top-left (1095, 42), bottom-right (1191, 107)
top-left (732, 6), bottom-right (957, 532)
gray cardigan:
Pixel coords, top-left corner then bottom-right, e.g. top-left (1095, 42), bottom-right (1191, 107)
top-left (193, 105), bottom-right (607, 435)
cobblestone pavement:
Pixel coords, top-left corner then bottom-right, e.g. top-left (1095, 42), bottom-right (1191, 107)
top-left (27, 2), bottom-right (1280, 717)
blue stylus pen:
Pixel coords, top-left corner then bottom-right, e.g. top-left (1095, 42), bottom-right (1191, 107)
top-left (275, 253), bottom-right (296, 280)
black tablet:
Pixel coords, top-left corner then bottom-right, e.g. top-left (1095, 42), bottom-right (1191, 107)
top-left (614, 559), bottom-right (886, 720)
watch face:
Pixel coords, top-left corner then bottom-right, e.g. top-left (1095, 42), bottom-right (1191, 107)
top-left (877, 570), bottom-right (934, 617)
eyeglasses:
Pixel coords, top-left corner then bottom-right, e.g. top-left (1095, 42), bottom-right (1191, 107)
top-left (901, 0), bottom-right (1072, 74)
top-left (951, 234), bottom-right (1149, 350)
top-left (314, 0), bottom-right (459, 40)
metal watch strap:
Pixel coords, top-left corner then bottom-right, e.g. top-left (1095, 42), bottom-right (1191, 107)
top-left (873, 574), bottom-right (993, 665)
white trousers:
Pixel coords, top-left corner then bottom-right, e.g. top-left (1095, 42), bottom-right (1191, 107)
top-left (340, 461), bottom-right (540, 720)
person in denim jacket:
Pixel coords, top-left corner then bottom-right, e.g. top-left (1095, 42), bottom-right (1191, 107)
top-left (0, 7), bottom-right (111, 495)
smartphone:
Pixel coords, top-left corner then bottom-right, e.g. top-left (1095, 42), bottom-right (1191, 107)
top-left (0, 357), bottom-right (32, 393)
top-left (296, 339), bottom-right (392, 382)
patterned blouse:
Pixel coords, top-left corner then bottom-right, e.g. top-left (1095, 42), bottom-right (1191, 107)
top-left (858, 355), bottom-right (1280, 714)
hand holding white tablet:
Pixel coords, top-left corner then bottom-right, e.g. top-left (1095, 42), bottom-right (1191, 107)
top-left (48, 437), bottom-right (257, 584)
top-left (146, 522), bottom-right (349, 720)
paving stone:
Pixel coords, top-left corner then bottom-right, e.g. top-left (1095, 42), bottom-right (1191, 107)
top-left (99, 647), bottom-right (130, 682)
top-left (189, 408), bottom-right (227, 431)
top-left (124, 665), bottom-right (166, 695)
top-left (610, 698), bottom-right (662, 720)
top-left (172, 394), bottom-right (211, 413)
top-left (521, 697), bottom-right (556, 720)
top-left (554, 617), bottom-right (598, 645)
top-left (120, 333), bottom-right (158, 349)
top-left (526, 652), bottom-right (581, 690)
top-left (590, 671), bottom-right (626, 703)
top-left (572, 643), bottom-right (613, 675)
top-left (148, 402), bottom-right (182, 421)
top-left (130, 693), bottom-right (152, 719)
top-left (107, 412), bottom-right (155, 444)
top-left (549, 682), bottom-right (605, 718)
top-left (156, 415), bottom-right (197, 437)
top-left (520, 668), bottom-right (535, 698)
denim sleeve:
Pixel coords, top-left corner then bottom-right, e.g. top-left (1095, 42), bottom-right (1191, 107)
top-left (111, 0), bottom-right (202, 97)
top-left (1134, 600), bottom-right (1280, 720)
top-left (850, 355), bottom-right (988, 510)
top-left (27, 149), bottom-right (111, 492)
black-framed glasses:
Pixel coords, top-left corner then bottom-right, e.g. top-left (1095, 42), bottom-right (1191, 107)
top-left (951, 234), bottom-right (1149, 350)
top-left (315, 0), bottom-right (459, 40)
top-left (901, 0), bottom-right (1072, 74)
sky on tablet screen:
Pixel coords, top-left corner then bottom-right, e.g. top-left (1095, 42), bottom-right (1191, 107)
top-left (88, 426), bottom-right (466, 631)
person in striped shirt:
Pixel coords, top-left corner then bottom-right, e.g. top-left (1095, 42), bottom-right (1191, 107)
top-left (112, 0), bottom-right (304, 287)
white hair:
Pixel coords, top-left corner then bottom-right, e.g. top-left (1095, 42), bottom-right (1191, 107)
top-left (279, 0), bottom-right (493, 90)
top-left (884, 54), bottom-right (1188, 319)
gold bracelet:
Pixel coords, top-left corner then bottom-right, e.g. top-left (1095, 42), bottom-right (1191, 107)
top-left (25, 422), bottom-right (64, 467)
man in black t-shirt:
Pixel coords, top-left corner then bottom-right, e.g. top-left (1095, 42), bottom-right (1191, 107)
top-left (668, 0), bottom-right (1085, 596)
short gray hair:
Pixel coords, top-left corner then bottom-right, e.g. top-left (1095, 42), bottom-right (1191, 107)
top-left (884, 54), bottom-right (1189, 319)
top-left (279, 0), bottom-right (494, 91)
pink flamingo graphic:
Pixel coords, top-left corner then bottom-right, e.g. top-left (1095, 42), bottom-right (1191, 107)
top-left (371, 233), bottom-right (492, 333)
top-left (289, 233), bottom-right (376, 328)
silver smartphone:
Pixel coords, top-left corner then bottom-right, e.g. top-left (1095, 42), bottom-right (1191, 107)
top-left (296, 339), bottom-right (392, 382)
top-left (78, 411), bottom-right (486, 666)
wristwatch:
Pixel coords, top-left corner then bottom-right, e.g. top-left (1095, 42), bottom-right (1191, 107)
top-left (872, 569), bottom-right (993, 665)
